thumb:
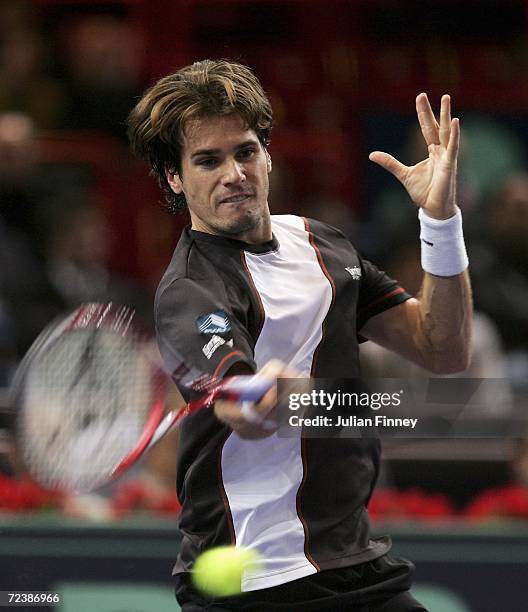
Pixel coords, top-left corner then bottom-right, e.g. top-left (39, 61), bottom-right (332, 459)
top-left (369, 151), bottom-right (408, 183)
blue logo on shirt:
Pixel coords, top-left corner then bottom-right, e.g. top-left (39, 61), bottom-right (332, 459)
top-left (196, 310), bottom-right (231, 335)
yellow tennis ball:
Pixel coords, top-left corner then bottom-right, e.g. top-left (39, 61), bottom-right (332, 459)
top-left (192, 545), bottom-right (262, 597)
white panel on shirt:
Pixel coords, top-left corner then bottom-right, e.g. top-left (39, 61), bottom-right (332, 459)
top-left (221, 215), bottom-right (334, 591)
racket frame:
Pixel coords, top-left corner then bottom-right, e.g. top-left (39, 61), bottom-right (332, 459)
top-left (12, 302), bottom-right (275, 492)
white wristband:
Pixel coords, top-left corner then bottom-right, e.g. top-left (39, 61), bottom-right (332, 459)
top-left (419, 206), bottom-right (469, 277)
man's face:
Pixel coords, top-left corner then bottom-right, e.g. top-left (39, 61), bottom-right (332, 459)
top-left (167, 114), bottom-right (272, 243)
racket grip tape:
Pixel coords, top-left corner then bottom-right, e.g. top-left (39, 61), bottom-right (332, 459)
top-left (220, 373), bottom-right (274, 402)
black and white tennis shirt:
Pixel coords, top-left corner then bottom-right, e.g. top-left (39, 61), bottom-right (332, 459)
top-left (155, 214), bottom-right (410, 592)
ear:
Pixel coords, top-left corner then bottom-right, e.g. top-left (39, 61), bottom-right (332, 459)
top-left (266, 151), bottom-right (272, 173)
top-left (166, 169), bottom-right (183, 194)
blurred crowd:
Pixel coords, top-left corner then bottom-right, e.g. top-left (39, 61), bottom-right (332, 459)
top-left (0, 2), bottom-right (143, 136)
top-left (0, 2), bottom-right (151, 385)
top-left (1, 1), bottom-right (527, 514)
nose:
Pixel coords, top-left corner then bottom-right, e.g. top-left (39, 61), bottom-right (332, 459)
top-left (221, 158), bottom-right (246, 185)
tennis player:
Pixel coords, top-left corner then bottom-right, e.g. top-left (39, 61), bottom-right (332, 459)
top-left (127, 60), bottom-right (472, 611)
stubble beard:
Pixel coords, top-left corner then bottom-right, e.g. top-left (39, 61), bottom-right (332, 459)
top-left (217, 209), bottom-right (262, 238)
top-left (216, 179), bottom-right (270, 240)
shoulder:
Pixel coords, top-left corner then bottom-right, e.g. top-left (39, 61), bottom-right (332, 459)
top-left (154, 231), bottom-right (220, 319)
top-left (305, 216), bottom-right (355, 247)
top-left (157, 227), bottom-right (194, 286)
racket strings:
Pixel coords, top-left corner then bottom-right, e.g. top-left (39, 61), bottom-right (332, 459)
top-left (20, 328), bottom-right (157, 492)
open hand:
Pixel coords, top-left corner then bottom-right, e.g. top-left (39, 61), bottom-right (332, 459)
top-left (369, 93), bottom-right (460, 220)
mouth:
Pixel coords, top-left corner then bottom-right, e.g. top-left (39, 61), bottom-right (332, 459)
top-left (219, 192), bottom-right (253, 205)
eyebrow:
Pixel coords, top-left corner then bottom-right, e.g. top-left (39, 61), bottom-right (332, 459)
top-left (190, 139), bottom-right (259, 160)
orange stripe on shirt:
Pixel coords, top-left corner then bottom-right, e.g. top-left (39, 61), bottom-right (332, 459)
top-left (240, 250), bottom-right (266, 340)
top-left (296, 437), bottom-right (321, 571)
top-left (303, 217), bottom-right (336, 376)
top-left (359, 286), bottom-right (406, 314)
top-left (213, 350), bottom-right (248, 379)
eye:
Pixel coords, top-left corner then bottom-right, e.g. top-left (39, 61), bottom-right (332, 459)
top-left (198, 158), bottom-right (218, 168)
top-left (237, 148), bottom-right (256, 161)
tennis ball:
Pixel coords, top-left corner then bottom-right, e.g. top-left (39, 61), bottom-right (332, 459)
top-left (192, 545), bottom-right (262, 597)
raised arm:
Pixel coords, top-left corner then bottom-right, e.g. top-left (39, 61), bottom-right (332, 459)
top-left (364, 94), bottom-right (472, 374)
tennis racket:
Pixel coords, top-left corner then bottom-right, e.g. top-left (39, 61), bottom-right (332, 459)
top-left (10, 302), bottom-right (275, 493)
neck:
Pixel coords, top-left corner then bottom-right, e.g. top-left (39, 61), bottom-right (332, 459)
top-left (191, 210), bottom-right (273, 245)
top-left (239, 214), bottom-right (273, 244)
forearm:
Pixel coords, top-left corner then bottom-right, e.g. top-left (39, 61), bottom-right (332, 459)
top-left (365, 93), bottom-right (474, 373)
top-left (416, 269), bottom-right (473, 373)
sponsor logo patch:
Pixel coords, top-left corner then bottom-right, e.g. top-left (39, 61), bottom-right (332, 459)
top-left (196, 310), bottom-right (231, 335)
top-left (202, 335), bottom-right (233, 359)
top-left (345, 266), bottom-right (361, 280)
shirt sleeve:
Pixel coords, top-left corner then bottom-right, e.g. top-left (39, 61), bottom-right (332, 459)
top-left (356, 257), bottom-right (412, 336)
top-left (155, 276), bottom-right (256, 398)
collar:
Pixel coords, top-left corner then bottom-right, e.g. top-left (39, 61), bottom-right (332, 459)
top-left (188, 227), bottom-right (279, 254)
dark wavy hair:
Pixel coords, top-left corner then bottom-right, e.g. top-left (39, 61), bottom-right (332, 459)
top-left (127, 59), bottom-right (273, 214)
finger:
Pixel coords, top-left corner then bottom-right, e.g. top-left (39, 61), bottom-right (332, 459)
top-left (446, 117), bottom-right (460, 163)
top-left (439, 94), bottom-right (451, 149)
top-left (416, 92), bottom-right (440, 146)
top-left (254, 385), bottom-right (277, 417)
top-left (214, 400), bottom-right (276, 438)
top-left (215, 399), bottom-right (246, 425)
top-left (369, 151), bottom-right (409, 184)
top-left (240, 401), bottom-right (267, 425)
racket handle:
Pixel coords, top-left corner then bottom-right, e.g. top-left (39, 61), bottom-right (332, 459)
top-left (148, 371), bottom-right (276, 451)
top-left (220, 371), bottom-right (274, 402)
